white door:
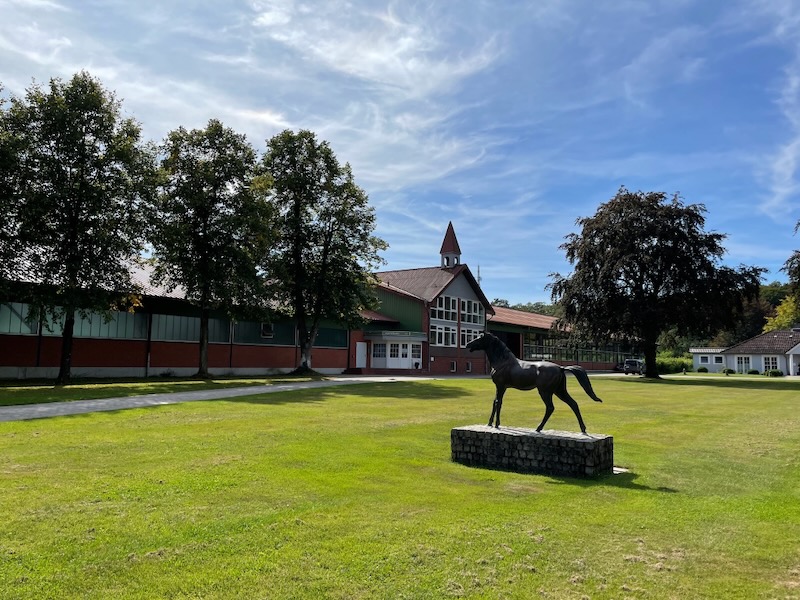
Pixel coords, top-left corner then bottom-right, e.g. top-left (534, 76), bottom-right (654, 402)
top-left (356, 342), bottom-right (367, 368)
top-left (736, 356), bottom-right (750, 374)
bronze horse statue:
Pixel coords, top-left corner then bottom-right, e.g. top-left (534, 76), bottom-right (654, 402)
top-left (466, 332), bottom-right (603, 433)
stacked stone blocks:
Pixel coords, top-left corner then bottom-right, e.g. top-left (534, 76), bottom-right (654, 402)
top-left (451, 424), bottom-right (613, 477)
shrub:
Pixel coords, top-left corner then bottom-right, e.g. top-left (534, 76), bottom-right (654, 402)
top-left (767, 369), bottom-right (784, 377)
top-left (722, 368), bottom-right (736, 375)
top-left (747, 369), bottom-right (760, 375)
top-left (697, 366), bottom-right (708, 373)
top-left (656, 355), bottom-right (692, 374)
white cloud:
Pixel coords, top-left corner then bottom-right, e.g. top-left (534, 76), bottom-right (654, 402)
top-left (249, 0), bottom-right (500, 101)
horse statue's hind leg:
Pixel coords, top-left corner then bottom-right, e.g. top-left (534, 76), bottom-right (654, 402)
top-left (488, 384), bottom-right (506, 427)
top-left (554, 386), bottom-right (588, 434)
top-left (535, 390), bottom-right (555, 432)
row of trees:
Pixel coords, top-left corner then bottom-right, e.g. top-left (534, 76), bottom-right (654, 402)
top-left (1, 72), bottom-right (386, 384)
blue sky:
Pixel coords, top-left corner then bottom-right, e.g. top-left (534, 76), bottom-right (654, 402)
top-left (2, 0), bottom-right (799, 304)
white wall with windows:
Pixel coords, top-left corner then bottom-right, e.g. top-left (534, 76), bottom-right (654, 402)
top-left (428, 275), bottom-right (487, 349)
top-left (690, 348), bottom-right (726, 373)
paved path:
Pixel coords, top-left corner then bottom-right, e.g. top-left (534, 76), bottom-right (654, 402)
top-left (0, 376), bottom-right (433, 423)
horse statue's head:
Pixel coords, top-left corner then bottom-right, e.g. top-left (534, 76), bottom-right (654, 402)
top-left (466, 332), bottom-right (496, 353)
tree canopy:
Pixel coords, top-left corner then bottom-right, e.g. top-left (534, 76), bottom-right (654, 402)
top-left (150, 119), bottom-right (273, 377)
top-left (763, 296), bottom-right (800, 332)
top-left (3, 72), bottom-right (157, 384)
top-left (0, 86), bottom-right (22, 290)
top-left (784, 220), bottom-right (800, 297)
top-left (550, 187), bottom-right (763, 378)
top-left (261, 129), bottom-right (386, 372)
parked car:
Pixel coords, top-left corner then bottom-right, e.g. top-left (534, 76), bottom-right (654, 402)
top-left (623, 359), bottom-right (645, 375)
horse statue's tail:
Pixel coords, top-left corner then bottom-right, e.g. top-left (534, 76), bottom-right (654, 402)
top-left (562, 366), bottom-right (603, 403)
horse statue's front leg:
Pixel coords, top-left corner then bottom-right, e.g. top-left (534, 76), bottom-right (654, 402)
top-left (487, 397), bottom-right (499, 427)
top-left (488, 386), bottom-right (506, 428)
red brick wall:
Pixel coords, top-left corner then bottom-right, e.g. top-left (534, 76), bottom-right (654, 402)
top-left (0, 335), bottom-right (349, 372)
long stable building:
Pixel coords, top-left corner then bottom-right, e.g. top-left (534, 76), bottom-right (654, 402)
top-left (0, 223), bottom-right (621, 379)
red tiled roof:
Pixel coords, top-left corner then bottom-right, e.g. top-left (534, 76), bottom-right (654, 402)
top-left (377, 266), bottom-right (463, 302)
top-left (489, 305), bottom-right (557, 330)
top-left (376, 264), bottom-right (494, 314)
top-left (439, 221), bottom-right (461, 255)
top-left (721, 329), bottom-right (800, 355)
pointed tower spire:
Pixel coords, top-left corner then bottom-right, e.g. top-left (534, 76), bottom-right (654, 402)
top-left (440, 221), bottom-right (462, 268)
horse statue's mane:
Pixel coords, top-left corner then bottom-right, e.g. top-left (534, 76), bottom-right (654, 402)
top-left (482, 333), bottom-right (515, 364)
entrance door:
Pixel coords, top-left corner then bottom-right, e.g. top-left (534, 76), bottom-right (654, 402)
top-left (356, 342), bottom-right (367, 368)
top-left (736, 356), bottom-right (750, 374)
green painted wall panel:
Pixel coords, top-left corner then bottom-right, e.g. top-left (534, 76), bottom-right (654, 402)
top-left (375, 289), bottom-right (423, 331)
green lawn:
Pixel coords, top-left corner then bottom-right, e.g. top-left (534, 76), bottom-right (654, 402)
top-left (1, 377), bottom-right (799, 599)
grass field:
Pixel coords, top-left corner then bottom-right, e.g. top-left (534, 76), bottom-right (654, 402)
top-left (1, 376), bottom-right (799, 599)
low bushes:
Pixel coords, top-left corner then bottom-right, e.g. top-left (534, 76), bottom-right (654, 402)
top-left (767, 369), bottom-right (784, 377)
top-left (656, 355), bottom-right (693, 374)
top-left (697, 366), bottom-right (708, 373)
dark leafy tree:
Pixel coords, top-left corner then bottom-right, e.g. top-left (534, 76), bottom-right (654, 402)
top-left (5, 72), bottom-right (157, 385)
top-left (150, 119), bottom-right (274, 378)
top-left (550, 187), bottom-right (763, 378)
top-left (511, 301), bottom-right (562, 317)
top-left (707, 296), bottom-right (773, 346)
top-left (0, 87), bottom-right (23, 290)
top-left (492, 298), bottom-right (510, 307)
top-left (784, 221), bottom-right (800, 296)
top-left (760, 280), bottom-right (790, 308)
top-left (262, 129), bottom-right (387, 372)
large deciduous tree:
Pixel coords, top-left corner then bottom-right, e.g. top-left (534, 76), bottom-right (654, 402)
top-left (150, 119), bottom-right (273, 378)
top-left (762, 295), bottom-right (800, 332)
top-left (4, 72), bottom-right (157, 385)
top-left (550, 187), bottom-right (763, 378)
top-left (262, 129), bottom-right (386, 372)
top-left (784, 220), bottom-right (800, 297)
top-left (0, 87), bottom-right (22, 290)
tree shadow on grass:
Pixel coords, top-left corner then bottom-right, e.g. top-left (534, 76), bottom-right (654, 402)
top-left (221, 380), bottom-right (475, 406)
top-left (615, 376), bottom-right (798, 392)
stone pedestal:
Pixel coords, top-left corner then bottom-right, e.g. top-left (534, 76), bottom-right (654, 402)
top-left (451, 425), bottom-right (613, 477)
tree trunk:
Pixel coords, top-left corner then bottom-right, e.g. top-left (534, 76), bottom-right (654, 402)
top-left (196, 307), bottom-right (210, 378)
top-left (642, 339), bottom-right (660, 379)
top-left (293, 322), bottom-right (317, 374)
top-left (55, 310), bottom-right (75, 386)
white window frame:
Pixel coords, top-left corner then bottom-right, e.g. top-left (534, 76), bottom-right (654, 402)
top-left (430, 296), bottom-right (457, 322)
top-left (764, 356), bottom-right (778, 371)
top-left (372, 343), bottom-right (386, 358)
top-left (460, 327), bottom-right (483, 348)
top-left (430, 324), bottom-right (457, 347)
top-left (460, 299), bottom-right (485, 325)
top-left (699, 356), bottom-right (709, 364)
